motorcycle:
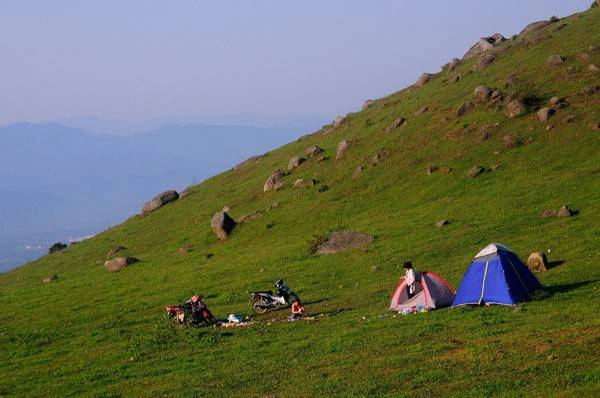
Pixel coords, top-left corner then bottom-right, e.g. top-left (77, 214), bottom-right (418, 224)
top-left (165, 301), bottom-right (216, 326)
top-left (249, 285), bottom-right (299, 314)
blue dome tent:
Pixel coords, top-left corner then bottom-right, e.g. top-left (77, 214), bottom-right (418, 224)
top-left (451, 243), bottom-right (542, 307)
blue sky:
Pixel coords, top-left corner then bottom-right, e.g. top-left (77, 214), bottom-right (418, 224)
top-left (0, 0), bottom-right (592, 126)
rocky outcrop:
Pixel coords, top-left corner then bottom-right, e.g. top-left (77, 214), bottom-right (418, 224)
top-left (464, 35), bottom-right (505, 59)
top-left (211, 211), bottom-right (237, 240)
top-left (104, 257), bottom-right (138, 272)
top-left (336, 140), bottom-right (352, 160)
top-left (263, 169), bottom-right (285, 192)
top-left (447, 58), bottom-right (461, 72)
top-left (316, 231), bottom-right (374, 255)
top-left (519, 20), bottom-right (552, 37)
top-left (142, 190), bottom-right (179, 213)
top-left (474, 86), bottom-right (493, 103)
top-left (334, 116), bottom-right (346, 127)
top-left (476, 51), bottom-right (498, 69)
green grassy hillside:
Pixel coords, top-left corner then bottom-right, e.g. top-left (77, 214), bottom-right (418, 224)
top-left (2, 7), bottom-right (600, 398)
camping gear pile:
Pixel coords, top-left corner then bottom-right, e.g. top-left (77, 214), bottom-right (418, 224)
top-left (389, 243), bottom-right (543, 313)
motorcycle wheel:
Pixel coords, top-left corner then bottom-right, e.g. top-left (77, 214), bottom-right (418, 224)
top-left (251, 297), bottom-right (270, 314)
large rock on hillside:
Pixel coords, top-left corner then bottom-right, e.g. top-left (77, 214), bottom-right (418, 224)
top-left (362, 99), bottom-right (375, 110)
top-left (305, 145), bottom-right (323, 158)
top-left (263, 169), bottom-right (285, 192)
top-left (334, 116), bottom-right (346, 127)
top-left (527, 252), bottom-right (548, 272)
top-left (476, 51), bottom-right (497, 69)
top-left (316, 231), bottom-right (374, 255)
top-left (336, 140), bottom-right (352, 160)
top-left (537, 107), bottom-right (555, 121)
top-left (547, 55), bottom-right (565, 66)
top-left (211, 211), bottom-right (237, 240)
top-left (142, 190), bottom-right (179, 213)
top-left (447, 58), bottom-right (461, 72)
top-left (416, 73), bottom-right (433, 87)
top-left (504, 98), bottom-right (527, 118)
top-left (287, 156), bottom-right (305, 171)
top-left (463, 35), bottom-right (505, 59)
top-left (474, 86), bottom-right (493, 103)
top-left (105, 257), bottom-right (138, 272)
top-left (519, 20), bottom-right (552, 37)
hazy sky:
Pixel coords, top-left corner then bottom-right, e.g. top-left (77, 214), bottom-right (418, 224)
top-left (0, 0), bottom-right (592, 126)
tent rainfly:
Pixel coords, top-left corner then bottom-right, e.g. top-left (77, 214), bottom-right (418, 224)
top-left (389, 271), bottom-right (455, 312)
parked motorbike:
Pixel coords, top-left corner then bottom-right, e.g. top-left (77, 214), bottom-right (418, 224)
top-left (250, 279), bottom-right (299, 314)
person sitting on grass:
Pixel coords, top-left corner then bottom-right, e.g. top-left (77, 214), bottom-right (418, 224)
top-left (403, 262), bottom-right (416, 299)
top-left (290, 300), bottom-right (306, 321)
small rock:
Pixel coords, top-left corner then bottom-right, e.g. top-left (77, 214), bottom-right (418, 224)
top-left (104, 257), bottom-right (138, 272)
top-left (318, 185), bottom-right (329, 193)
top-left (540, 209), bottom-right (558, 218)
top-left (589, 121), bottom-right (600, 131)
top-left (589, 64), bottom-right (599, 73)
top-left (371, 265), bottom-right (379, 272)
top-left (466, 166), bottom-right (485, 178)
top-left (563, 115), bottom-right (576, 124)
top-left (316, 231), bottom-right (374, 255)
top-left (259, 268), bottom-right (265, 273)
top-left (179, 189), bottom-right (192, 199)
top-left (426, 165), bottom-right (438, 176)
top-left (547, 54), bottom-right (565, 66)
top-left (222, 206), bottom-right (231, 212)
top-left (42, 274), bottom-right (58, 283)
top-left (263, 169), bottom-right (286, 192)
top-left (548, 96), bottom-right (561, 106)
top-left (211, 211), bottom-right (237, 240)
top-left (177, 244), bottom-right (193, 254)
top-left (537, 107), bottom-right (555, 122)
top-left (456, 102), bottom-right (474, 117)
top-left (491, 164), bottom-right (502, 171)
top-left (353, 166), bottom-right (363, 179)
top-left (451, 74), bottom-right (461, 83)
top-left (386, 117), bottom-right (406, 132)
top-left (287, 156), bottom-right (305, 171)
top-left (581, 86), bottom-right (600, 96)
top-left (557, 205), bottom-right (573, 218)
top-left (527, 252), bottom-right (548, 272)
top-left (334, 116), bottom-right (346, 127)
top-left (293, 179), bottom-right (306, 188)
top-left (477, 127), bottom-right (492, 142)
top-left (336, 140), bottom-right (353, 160)
top-left (237, 211), bottom-right (263, 223)
top-left (436, 220), bottom-right (449, 228)
top-left (415, 106), bottom-right (429, 116)
top-left (416, 73), bottom-right (433, 87)
top-left (504, 98), bottom-right (526, 118)
top-left (504, 134), bottom-right (518, 148)
top-left (362, 99), bottom-right (375, 110)
top-left (305, 145), bottom-right (323, 158)
top-left (546, 125), bottom-right (554, 131)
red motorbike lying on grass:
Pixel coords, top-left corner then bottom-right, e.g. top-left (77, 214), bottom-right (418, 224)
top-left (165, 298), bottom-right (217, 326)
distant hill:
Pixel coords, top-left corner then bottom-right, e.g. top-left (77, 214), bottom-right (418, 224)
top-left (1, 6), bottom-right (600, 397)
top-left (0, 121), bottom-right (318, 270)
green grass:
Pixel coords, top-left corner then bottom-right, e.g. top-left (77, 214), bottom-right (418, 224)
top-left (2, 7), bottom-right (600, 397)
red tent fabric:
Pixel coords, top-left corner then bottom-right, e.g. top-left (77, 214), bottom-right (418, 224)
top-left (389, 272), bottom-right (455, 311)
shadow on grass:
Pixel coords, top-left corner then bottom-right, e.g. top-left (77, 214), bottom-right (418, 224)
top-left (544, 279), bottom-right (599, 296)
top-left (547, 260), bottom-right (565, 269)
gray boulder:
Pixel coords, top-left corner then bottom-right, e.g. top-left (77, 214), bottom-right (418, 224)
top-left (466, 166), bottom-right (485, 178)
top-left (362, 99), bottom-right (375, 110)
top-left (474, 86), bottom-right (493, 103)
top-left (142, 190), bottom-right (179, 214)
top-left (211, 211), bottom-right (237, 240)
top-left (477, 52), bottom-right (497, 69)
top-left (105, 257), bottom-right (138, 272)
top-left (263, 169), bottom-right (285, 192)
top-left (334, 116), bottom-right (346, 127)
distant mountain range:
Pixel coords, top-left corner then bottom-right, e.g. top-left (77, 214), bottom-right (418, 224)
top-left (0, 118), bottom-right (326, 270)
